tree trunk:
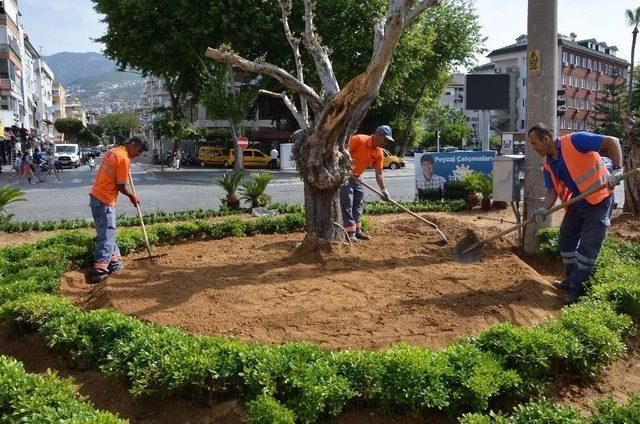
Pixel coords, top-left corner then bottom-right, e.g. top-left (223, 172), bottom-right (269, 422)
top-left (399, 78), bottom-right (430, 157)
top-left (628, 28), bottom-right (638, 117)
top-left (623, 143), bottom-right (640, 214)
top-left (299, 181), bottom-right (344, 251)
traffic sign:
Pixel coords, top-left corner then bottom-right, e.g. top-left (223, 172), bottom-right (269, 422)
top-left (237, 136), bottom-right (249, 149)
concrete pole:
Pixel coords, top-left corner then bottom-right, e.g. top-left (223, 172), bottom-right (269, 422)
top-left (523, 0), bottom-right (558, 254)
top-left (479, 110), bottom-right (491, 150)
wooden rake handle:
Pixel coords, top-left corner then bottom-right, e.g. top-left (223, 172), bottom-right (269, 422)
top-left (128, 170), bottom-right (153, 257)
top-left (359, 179), bottom-right (449, 243)
top-left (462, 167), bottom-right (640, 254)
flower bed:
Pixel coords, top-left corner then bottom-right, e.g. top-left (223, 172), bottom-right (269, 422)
top-left (0, 216), bottom-right (638, 423)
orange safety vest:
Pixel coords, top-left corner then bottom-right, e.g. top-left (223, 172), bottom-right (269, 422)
top-left (542, 134), bottom-right (613, 205)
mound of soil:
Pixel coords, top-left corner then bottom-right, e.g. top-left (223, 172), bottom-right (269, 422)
top-left (61, 214), bottom-right (563, 350)
top-left (610, 213), bottom-right (640, 243)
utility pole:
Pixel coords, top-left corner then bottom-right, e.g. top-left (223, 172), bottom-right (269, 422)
top-left (523, 0), bottom-right (558, 254)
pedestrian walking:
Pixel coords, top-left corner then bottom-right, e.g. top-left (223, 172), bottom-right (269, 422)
top-left (43, 150), bottom-right (61, 182)
top-left (172, 149), bottom-right (181, 170)
top-left (8, 151), bottom-right (22, 182)
top-left (19, 153), bottom-right (36, 184)
top-left (528, 123), bottom-right (622, 305)
top-left (33, 147), bottom-right (44, 182)
top-left (269, 146), bottom-right (279, 169)
top-left (88, 136), bottom-right (149, 284)
top-left (340, 125), bottom-right (393, 243)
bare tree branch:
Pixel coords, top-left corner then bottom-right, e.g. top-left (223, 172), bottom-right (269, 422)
top-left (278, 0), bottom-right (309, 127)
top-left (259, 89), bottom-right (308, 129)
top-left (302, 0), bottom-right (340, 99)
top-left (205, 47), bottom-right (324, 115)
top-left (407, 0), bottom-right (439, 24)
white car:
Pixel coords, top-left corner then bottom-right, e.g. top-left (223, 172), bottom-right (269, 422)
top-left (54, 144), bottom-right (81, 168)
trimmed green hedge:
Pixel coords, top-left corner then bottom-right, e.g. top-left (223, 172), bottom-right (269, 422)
top-left (1, 200), bottom-right (465, 233)
top-left (0, 354), bottom-right (126, 423)
top-left (0, 217), bottom-right (639, 422)
top-left (460, 395), bottom-right (640, 423)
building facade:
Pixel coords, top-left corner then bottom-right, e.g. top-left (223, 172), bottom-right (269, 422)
top-left (486, 34), bottom-right (628, 135)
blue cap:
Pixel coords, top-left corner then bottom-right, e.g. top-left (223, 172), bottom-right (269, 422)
top-left (376, 125), bottom-right (394, 142)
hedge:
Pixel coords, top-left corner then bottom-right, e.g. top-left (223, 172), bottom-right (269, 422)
top-left (460, 395), bottom-right (640, 423)
top-left (1, 200), bottom-right (467, 233)
top-left (0, 354), bottom-right (126, 423)
top-left (0, 218), bottom-right (639, 422)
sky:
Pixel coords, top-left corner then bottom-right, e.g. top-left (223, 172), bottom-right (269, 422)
top-left (18, 0), bottom-right (640, 65)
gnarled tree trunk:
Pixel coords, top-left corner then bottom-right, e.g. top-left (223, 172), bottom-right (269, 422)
top-left (624, 143), bottom-right (640, 214)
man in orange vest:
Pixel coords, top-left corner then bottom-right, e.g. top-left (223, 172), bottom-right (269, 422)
top-left (340, 125), bottom-right (394, 243)
top-left (88, 136), bottom-right (149, 284)
top-left (527, 123), bottom-right (623, 304)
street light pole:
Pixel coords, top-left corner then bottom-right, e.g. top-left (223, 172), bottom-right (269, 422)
top-left (523, 0), bottom-right (558, 254)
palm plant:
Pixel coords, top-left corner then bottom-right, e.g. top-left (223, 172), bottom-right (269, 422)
top-left (240, 173), bottom-right (273, 208)
top-left (0, 186), bottom-right (26, 223)
top-left (626, 7), bottom-right (640, 118)
top-left (214, 172), bottom-right (243, 209)
top-left (460, 172), bottom-right (493, 211)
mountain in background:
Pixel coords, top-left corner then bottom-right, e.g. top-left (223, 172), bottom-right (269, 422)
top-left (43, 52), bottom-right (145, 112)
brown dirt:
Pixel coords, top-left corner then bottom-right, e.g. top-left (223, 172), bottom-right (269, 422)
top-left (61, 214), bottom-right (563, 351)
top-left (0, 229), bottom-right (68, 247)
top-left (610, 213), bottom-right (640, 243)
top-left (551, 334), bottom-right (640, 414)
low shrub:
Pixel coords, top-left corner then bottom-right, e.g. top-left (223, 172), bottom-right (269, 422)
top-left (0, 355), bottom-right (126, 423)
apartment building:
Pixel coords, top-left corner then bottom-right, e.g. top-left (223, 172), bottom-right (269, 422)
top-left (486, 33), bottom-right (628, 134)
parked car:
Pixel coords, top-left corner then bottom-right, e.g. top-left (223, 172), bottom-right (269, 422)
top-left (91, 146), bottom-right (102, 157)
top-left (382, 149), bottom-right (405, 170)
top-left (54, 143), bottom-right (81, 168)
top-left (197, 146), bottom-right (234, 167)
top-left (242, 148), bottom-right (280, 169)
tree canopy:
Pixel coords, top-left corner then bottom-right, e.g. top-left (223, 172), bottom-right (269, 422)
top-left (100, 112), bottom-right (141, 144)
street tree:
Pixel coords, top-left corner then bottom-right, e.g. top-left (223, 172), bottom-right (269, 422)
top-left (205, 0), bottom-right (439, 250)
top-left (626, 7), bottom-right (640, 117)
top-left (422, 105), bottom-right (472, 148)
top-left (590, 79), bottom-right (626, 139)
top-left (100, 113), bottom-right (141, 144)
top-left (54, 118), bottom-right (84, 142)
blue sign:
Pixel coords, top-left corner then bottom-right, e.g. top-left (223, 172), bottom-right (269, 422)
top-left (415, 151), bottom-right (496, 191)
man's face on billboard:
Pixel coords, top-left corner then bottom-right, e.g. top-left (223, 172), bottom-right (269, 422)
top-left (421, 159), bottom-right (433, 177)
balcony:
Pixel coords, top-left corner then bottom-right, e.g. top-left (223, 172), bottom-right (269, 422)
top-left (0, 77), bottom-right (17, 92)
top-left (0, 42), bottom-right (21, 61)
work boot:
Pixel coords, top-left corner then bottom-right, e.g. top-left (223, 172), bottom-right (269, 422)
top-left (355, 230), bottom-right (371, 241)
top-left (108, 261), bottom-right (124, 274)
top-left (552, 278), bottom-right (571, 290)
top-left (346, 232), bottom-right (358, 244)
top-left (88, 268), bottom-right (109, 284)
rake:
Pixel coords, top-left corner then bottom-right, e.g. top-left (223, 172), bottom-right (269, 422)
top-left (129, 170), bottom-right (168, 262)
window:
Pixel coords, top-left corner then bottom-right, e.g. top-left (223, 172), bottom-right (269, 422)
top-left (563, 52), bottom-right (569, 63)
top-left (581, 78), bottom-right (585, 89)
top-left (522, 78), bottom-right (526, 87)
top-left (570, 53), bottom-right (575, 64)
top-left (521, 120), bottom-right (525, 130)
top-left (522, 99), bottom-right (525, 107)
top-left (562, 74), bottom-right (567, 85)
top-left (588, 59), bottom-right (592, 69)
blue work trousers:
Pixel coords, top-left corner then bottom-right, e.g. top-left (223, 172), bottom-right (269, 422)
top-left (90, 195), bottom-right (122, 271)
top-left (340, 177), bottom-right (365, 233)
top-left (559, 194), bottom-right (613, 293)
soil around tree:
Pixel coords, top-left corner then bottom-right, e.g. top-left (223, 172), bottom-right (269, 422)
top-left (61, 213), bottom-right (564, 350)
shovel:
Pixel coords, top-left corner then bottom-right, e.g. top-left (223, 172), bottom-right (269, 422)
top-left (454, 167), bottom-right (640, 264)
top-left (129, 171), bottom-right (168, 262)
top-left (359, 179), bottom-right (448, 244)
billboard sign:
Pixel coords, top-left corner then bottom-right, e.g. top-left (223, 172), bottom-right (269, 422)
top-left (465, 74), bottom-right (510, 110)
top-left (415, 151), bottom-right (496, 193)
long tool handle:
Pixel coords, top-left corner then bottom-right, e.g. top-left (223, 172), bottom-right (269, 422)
top-left (463, 167), bottom-right (640, 254)
top-left (359, 179), bottom-right (448, 243)
top-left (129, 171), bottom-right (153, 257)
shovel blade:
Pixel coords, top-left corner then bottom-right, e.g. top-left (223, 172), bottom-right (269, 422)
top-left (454, 233), bottom-right (484, 264)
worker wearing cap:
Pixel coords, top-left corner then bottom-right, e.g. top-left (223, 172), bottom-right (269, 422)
top-left (527, 123), bottom-right (622, 305)
top-left (88, 136), bottom-right (149, 284)
top-left (340, 125), bottom-right (394, 243)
